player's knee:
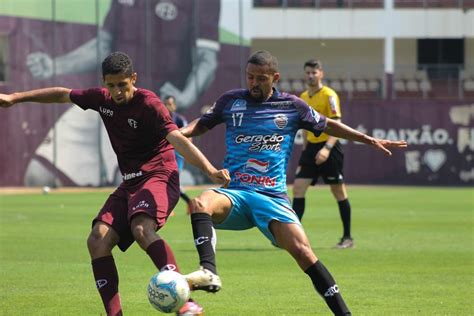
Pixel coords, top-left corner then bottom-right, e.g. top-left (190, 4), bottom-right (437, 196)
top-left (131, 222), bottom-right (158, 250)
top-left (291, 241), bottom-right (316, 264)
top-left (130, 223), bottom-right (147, 245)
top-left (292, 183), bottom-right (307, 197)
top-left (87, 229), bottom-right (109, 256)
top-left (190, 196), bottom-right (213, 215)
top-left (330, 184), bottom-right (347, 200)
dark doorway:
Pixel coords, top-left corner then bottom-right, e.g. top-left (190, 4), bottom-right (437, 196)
top-left (417, 38), bottom-right (464, 78)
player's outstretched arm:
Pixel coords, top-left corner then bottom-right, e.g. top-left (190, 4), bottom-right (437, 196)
top-left (0, 87), bottom-right (72, 108)
top-left (324, 118), bottom-right (407, 155)
top-left (166, 130), bottom-right (230, 187)
top-left (180, 118), bottom-right (209, 138)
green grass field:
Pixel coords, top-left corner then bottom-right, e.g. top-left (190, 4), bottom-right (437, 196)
top-left (0, 186), bottom-right (472, 315)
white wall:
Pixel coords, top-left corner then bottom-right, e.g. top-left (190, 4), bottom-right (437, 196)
top-left (248, 8), bottom-right (474, 39)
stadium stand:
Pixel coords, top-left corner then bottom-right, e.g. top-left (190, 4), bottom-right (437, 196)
top-left (395, 0), bottom-right (474, 8)
top-left (276, 65), bottom-right (474, 100)
top-left (254, 0), bottom-right (472, 8)
top-left (254, 0), bottom-right (384, 8)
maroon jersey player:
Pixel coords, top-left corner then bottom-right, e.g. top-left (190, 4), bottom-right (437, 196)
top-left (0, 52), bottom-right (229, 316)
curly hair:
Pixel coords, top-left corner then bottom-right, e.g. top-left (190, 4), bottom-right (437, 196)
top-left (101, 51), bottom-right (134, 78)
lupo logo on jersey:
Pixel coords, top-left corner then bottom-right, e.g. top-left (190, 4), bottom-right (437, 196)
top-left (231, 99), bottom-right (247, 111)
top-left (245, 159), bottom-right (270, 173)
top-left (99, 106), bottom-right (114, 117)
top-left (274, 114), bottom-right (288, 129)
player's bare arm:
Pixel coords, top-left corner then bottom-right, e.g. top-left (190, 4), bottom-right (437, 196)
top-left (180, 118), bottom-right (209, 138)
top-left (166, 130), bottom-right (230, 187)
top-left (324, 118), bottom-right (407, 155)
top-left (0, 87), bottom-right (72, 108)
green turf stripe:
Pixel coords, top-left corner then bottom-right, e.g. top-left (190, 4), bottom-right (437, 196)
top-left (0, 0), bottom-right (111, 25)
top-left (219, 27), bottom-right (250, 46)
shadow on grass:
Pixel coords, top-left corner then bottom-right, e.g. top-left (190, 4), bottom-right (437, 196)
top-left (180, 247), bottom-right (278, 252)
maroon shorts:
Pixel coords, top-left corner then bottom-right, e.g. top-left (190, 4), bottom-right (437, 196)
top-left (94, 172), bottom-right (180, 251)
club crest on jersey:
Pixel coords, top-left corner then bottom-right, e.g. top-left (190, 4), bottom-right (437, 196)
top-left (230, 99), bottom-right (247, 111)
top-left (245, 159), bottom-right (270, 173)
top-left (128, 119), bottom-right (138, 129)
top-left (274, 114), bottom-right (288, 129)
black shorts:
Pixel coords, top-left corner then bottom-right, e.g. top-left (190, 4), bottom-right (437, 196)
top-left (295, 142), bottom-right (345, 185)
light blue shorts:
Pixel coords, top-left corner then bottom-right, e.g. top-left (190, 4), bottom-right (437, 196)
top-left (212, 188), bottom-right (301, 244)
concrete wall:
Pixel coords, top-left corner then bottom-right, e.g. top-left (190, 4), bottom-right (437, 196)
top-left (248, 8), bottom-right (474, 39)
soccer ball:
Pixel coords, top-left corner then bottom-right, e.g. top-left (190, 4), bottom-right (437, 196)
top-left (147, 270), bottom-right (190, 313)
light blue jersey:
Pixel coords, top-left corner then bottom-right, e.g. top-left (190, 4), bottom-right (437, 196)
top-left (199, 88), bottom-right (327, 200)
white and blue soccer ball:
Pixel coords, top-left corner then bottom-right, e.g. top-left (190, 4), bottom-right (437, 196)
top-left (147, 270), bottom-right (190, 313)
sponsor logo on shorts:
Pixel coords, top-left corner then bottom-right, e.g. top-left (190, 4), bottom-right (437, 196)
top-left (123, 170), bottom-right (143, 180)
top-left (324, 284), bottom-right (340, 297)
top-left (230, 99), bottom-right (247, 111)
top-left (234, 171), bottom-right (276, 187)
top-left (96, 279), bottom-right (108, 289)
top-left (132, 200), bottom-right (150, 211)
top-left (274, 114), bottom-right (288, 129)
top-left (245, 159), bottom-right (270, 173)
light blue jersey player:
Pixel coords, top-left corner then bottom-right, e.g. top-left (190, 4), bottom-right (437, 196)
top-left (183, 51), bottom-right (405, 315)
top-left (198, 88), bottom-right (326, 240)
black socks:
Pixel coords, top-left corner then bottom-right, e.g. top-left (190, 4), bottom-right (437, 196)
top-left (191, 213), bottom-right (217, 274)
top-left (305, 260), bottom-right (351, 316)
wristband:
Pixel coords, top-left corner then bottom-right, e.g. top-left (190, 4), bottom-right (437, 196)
top-left (324, 143), bottom-right (333, 150)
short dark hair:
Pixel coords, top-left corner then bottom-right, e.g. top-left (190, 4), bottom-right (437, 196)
top-left (247, 50), bottom-right (278, 74)
top-left (304, 59), bottom-right (323, 70)
top-left (102, 51), bottom-right (134, 78)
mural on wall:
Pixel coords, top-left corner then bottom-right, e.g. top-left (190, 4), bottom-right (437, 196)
top-left (0, 0), bottom-right (250, 187)
top-left (0, 1), bottom-right (472, 187)
top-left (308, 101), bottom-right (473, 186)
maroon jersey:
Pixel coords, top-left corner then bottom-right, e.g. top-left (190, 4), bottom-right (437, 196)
top-left (103, 0), bottom-right (220, 92)
top-left (70, 88), bottom-right (178, 182)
